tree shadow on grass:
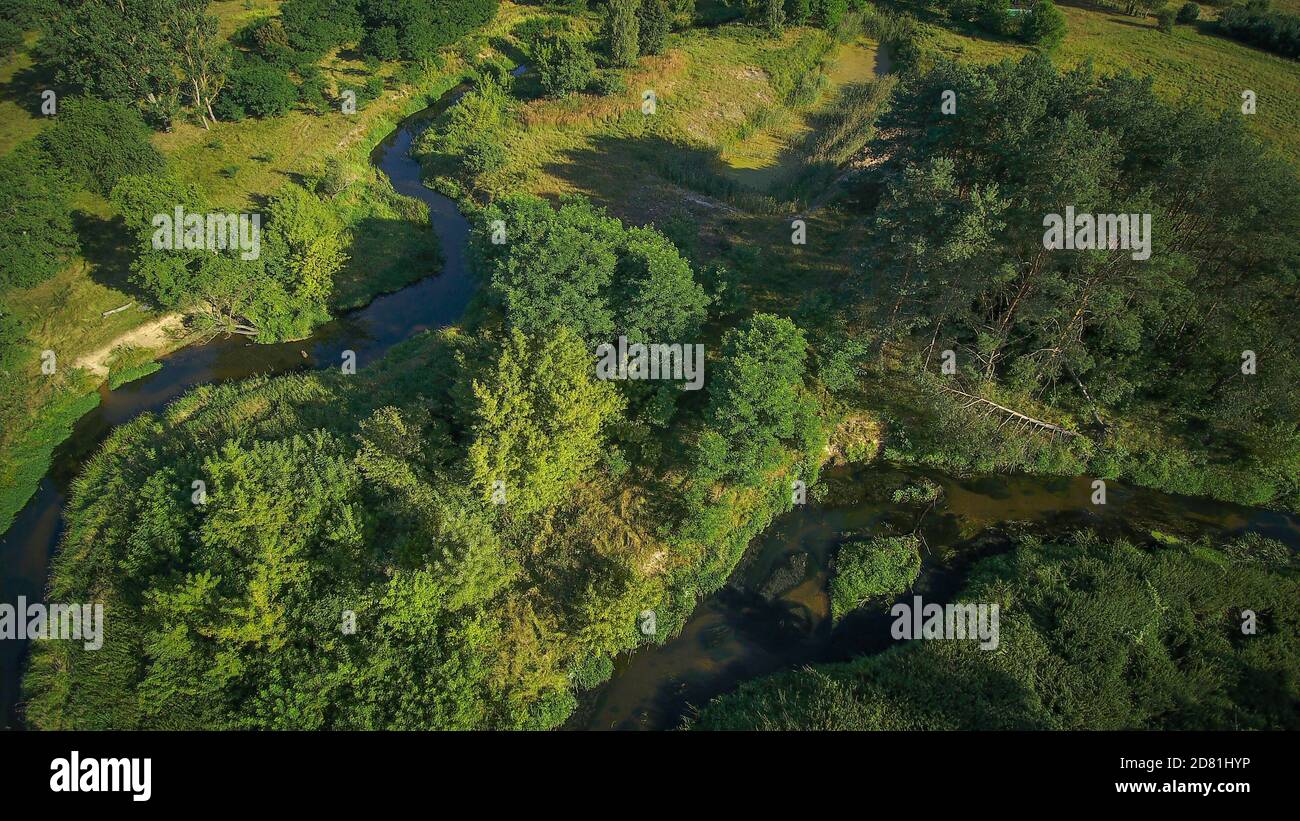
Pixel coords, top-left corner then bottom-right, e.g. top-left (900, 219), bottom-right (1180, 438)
top-left (544, 132), bottom-right (786, 225)
top-left (72, 210), bottom-right (151, 303)
top-left (1, 60), bottom-right (58, 120)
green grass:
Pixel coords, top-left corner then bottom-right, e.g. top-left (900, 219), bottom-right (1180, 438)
top-left (0, 31), bottom-right (48, 157)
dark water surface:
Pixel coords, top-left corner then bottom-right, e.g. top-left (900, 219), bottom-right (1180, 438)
top-left (574, 466), bottom-right (1300, 730)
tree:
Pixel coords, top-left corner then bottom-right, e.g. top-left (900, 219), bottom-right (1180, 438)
top-left (1176, 1), bottom-right (1199, 22)
top-left (638, 0), bottom-right (671, 55)
top-left (829, 536), bottom-right (922, 622)
top-left (467, 327), bottom-right (624, 515)
top-left (473, 194), bottom-right (707, 348)
top-left (357, 0), bottom-right (500, 63)
top-left (39, 97), bottom-right (163, 196)
top-left (262, 184), bottom-right (349, 308)
top-left (535, 32), bottom-right (596, 97)
top-left (167, 0), bottom-right (230, 128)
top-left (0, 143), bottom-right (78, 290)
top-left (1155, 5), bottom-right (1176, 32)
top-left (1020, 0), bottom-right (1066, 50)
top-left (763, 0), bottom-right (785, 36)
top-left (694, 533), bottom-right (1300, 730)
top-left (219, 59), bottom-right (298, 119)
top-left (605, 0), bottom-right (640, 67)
top-left (702, 313), bottom-right (812, 483)
top-left (0, 19), bottom-right (21, 57)
top-left (279, 0), bottom-right (364, 56)
top-left (40, 0), bottom-right (187, 126)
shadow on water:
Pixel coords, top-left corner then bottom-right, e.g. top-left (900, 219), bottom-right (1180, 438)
top-left (572, 464), bottom-right (1300, 731)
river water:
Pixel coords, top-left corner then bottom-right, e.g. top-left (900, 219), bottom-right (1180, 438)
top-left (3, 72), bottom-right (1297, 731)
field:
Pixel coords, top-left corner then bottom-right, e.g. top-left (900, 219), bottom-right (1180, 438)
top-left (925, 3), bottom-right (1300, 157)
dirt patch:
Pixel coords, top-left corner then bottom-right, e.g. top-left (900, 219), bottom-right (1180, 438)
top-left (73, 312), bottom-right (187, 378)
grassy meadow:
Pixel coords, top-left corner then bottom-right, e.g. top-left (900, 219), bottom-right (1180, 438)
top-left (925, 3), bottom-right (1300, 157)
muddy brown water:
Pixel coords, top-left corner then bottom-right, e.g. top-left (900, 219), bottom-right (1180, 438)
top-left (2, 68), bottom-right (1297, 730)
top-left (573, 465), bottom-right (1300, 730)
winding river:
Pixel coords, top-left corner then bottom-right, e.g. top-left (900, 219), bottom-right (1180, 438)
top-left (2, 74), bottom-right (1298, 730)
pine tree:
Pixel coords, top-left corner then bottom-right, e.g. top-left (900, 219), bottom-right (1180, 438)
top-left (605, 0), bottom-right (640, 67)
top-left (763, 0), bottom-right (785, 36)
top-left (638, 0), bottom-right (671, 55)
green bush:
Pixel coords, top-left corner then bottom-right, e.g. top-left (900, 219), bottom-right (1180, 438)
top-left (694, 533), bottom-right (1300, 730)
top-left (39, 97), bottom-right (163, 196)
top-left (219, 60), bottom-right (299, 119)
top-left (536, 33), bottom-right (596, 97)
top-left (638, 0), bottom-right (671, 55)
top-left (0, 143), bottom-right (79, 289)
top-left (1155, 5), bottom-right (1177, 32)
top-left (828, 536), bottom-right (921, 622)
top-left (1176, 1), bottom-right (1199, 22)
top-left (1021, 0), bottom-right (1067, 49)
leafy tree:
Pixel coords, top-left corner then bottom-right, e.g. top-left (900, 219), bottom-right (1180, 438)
top-left (1155, 5), bottom-right (1176, 32)
top-left (473, 194), bottom-right (707, 348)
top-left (0, 19), bottom-right (21, 57)
top-left (40, 0), bottom-right (181, 123)
top-left (785, 0), bottom-right (813, 25)
top-left (279, 0), bottom-right (364, 56)
top-left (0, 143), bottom-right (78, 289)
top-left (39, 97), bottom-right (163, 196)
top-left (865, 54), bottom-right (1300, 506)
top-left (535, 32), bottom-right (596, 97)
top-left (166, 0), bottom-right (229, 128)
top-left (1020, 0), bottom-right (1066, 49)
top-left (763, 0), bottom-right (785, 36)
top-left (638, 0), bottom-right (670, 55)
top-left (694, 533), bottom-right (1300, 730)
top-left (1217, 2), bottom-right (1300, 59)
top-left (701, 313), bottom-right (813, 483)
top-left (1176, 1), bottom-right (1199, 22)
top-left (218, 58), bottom-right (298, 119)
top-left (669, 0), bottom-right (695, 27)
top-left (358, 0), bottom-right (500, 62)
top-left (262, 184), bottom-right (349, 308)
top-left (467, 327), bottom-right (624, 515)
top-left (605, 0), bottom-right (640, 67)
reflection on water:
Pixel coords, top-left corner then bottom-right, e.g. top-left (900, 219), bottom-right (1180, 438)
top-left (575, 464), bottom-right (1300, 731)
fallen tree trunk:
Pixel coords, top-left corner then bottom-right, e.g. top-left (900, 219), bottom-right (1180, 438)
top-left (938, 384), bottom-right (1083, 438)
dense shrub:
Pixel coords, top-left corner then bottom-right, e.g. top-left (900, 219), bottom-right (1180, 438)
top-left (1156, 5), bottom-right (1177, 31)
top-left (39, 97), bottom-right (163, 196)
top-left (694, 533), bottom-right (1300, 730)
top-left (1021, 0), bottom-right (1067, 49)
top-left (1176, 1), bottom-right (1199, 22)
top-left (0, 18), bottom-right (21, 56)
top-left (0, 143), bottom-right (78, 290)
top-left (637, 0), bottom-right (670, 55)
top-left (829, 536), bottom-right (922, 622)
top-left (605, 0), bottom-right (640, 66)
top-left (358, 0), bottom-right (501, 62)
top-left (217, 59), bottom-right (298, 119)
top-left (536, 33), bottom-right (597, 97)
top-left (279, 0), bottom-right (364, 56)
